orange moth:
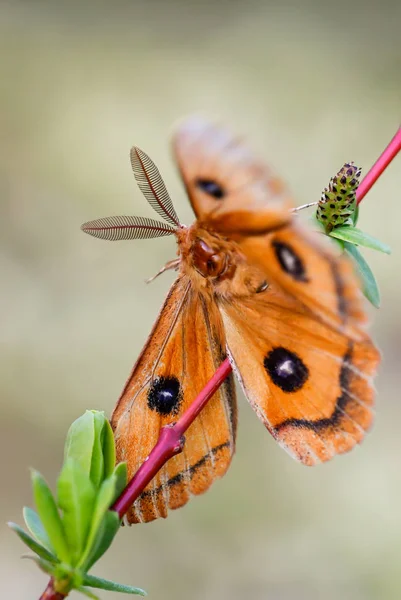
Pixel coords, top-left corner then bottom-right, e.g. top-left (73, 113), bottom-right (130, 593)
top-left (82, 117), bottom-right (380, 523)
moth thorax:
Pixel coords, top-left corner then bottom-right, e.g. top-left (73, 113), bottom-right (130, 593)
top-left (192, 238), bottom-right (231, 279)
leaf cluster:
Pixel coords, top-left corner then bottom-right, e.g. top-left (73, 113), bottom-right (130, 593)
top-left (9, 411), bottom-right (145, 598)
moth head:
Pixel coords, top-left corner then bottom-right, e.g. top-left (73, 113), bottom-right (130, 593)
top-left (191, 238), bottom-right (227, 279)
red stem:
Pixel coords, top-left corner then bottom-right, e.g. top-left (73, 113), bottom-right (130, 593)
top-left (39, 579), bottom-right (66, 600)
top-left (39, 125), bottom-right (400, 600)
top-left (112, 358), bottom-right (232, 518)
top-left (357, 126), bottom-right (401, 204)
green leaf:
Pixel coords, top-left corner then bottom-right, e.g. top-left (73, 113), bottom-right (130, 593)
top-left (31, 470), bottom-right (70, 563)
top-left (352, 204), bottom-right (359, 225)
top-left (330, 226), bottom-right (391, 254)
top-left (79, 509), bottom-right (120, 571)
top-left (79, 471), bottom-right (120, 570)
top-left (90, 412), bottom-right (116, 486)
top-left (90, 412), bottom-right (106, 488)
top-left (88, 510), bottom-right (121, 569)
top-left (64, 411), bottom-right (116, 489)
top-left (102, 418), bottom-right (116, 481)
top-left (91, 474), bottom-right (118, 532)
top-left (64, 411), bottom-right (95, 476)
top-left (8, 522), bottom-right (58, 563)
top-left (113, 462), bottom-right (128, 501)
top-left (76, 587), bottom-right (101, 600)
top-left (83, 573), bottom-right (146, 596)
top-left (57, 459), bottom-right (97, 565)
top-left (78, 458), bottom-right (126, 569)
top-left (103, 474), bottom-right (121, 512)
top-left (344, 242), bottom-right (381, 308)
top-left (23, 507), bottom-right (53, 553)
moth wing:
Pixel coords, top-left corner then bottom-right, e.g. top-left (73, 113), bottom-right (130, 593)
top-left (172, 115), bottom-right (292, 233)
top-left (219, 286), bottom-right (379, 465)
top-left (111, 276), bottom-right (237, 523)
top-left (239, 222), bottom-right (369, 336)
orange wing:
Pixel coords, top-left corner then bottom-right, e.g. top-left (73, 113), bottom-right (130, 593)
top-left (172, 115), bottom-right (292, 233)
top-left (173, 116), bottom-right (367, 337)
top-left (111, 276), bottom-right (237, 523)
top-left (219, 284), bottom-right (379, 465)
top-left (238, 222), bottom-right (368, 338)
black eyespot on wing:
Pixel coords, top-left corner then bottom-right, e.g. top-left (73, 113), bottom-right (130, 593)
top-left (264, 347), bottom-right (309, 393)
top-left (272, 241), bottom-right (308, 282)
top-left (196, 179), bottom-right (225, 199)
top-left (147, 376), bottom-right (182, 415)
top-left (274, 345), bottom-right (354, 432)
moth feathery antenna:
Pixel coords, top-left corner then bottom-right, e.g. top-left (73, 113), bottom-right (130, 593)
top-left (130, 146), bottom-right (181, 227)
top-left (81, 215), bottom-right (177, 241)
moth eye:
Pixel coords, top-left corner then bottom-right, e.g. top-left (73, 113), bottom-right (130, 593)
top-left (272, 241), bottom-right (308, 282)
top-left (147, 376), bottom-right (182, 415)
top-left (264, 347), bottom-right (309, 392)
top-left (192, 238), bottom-right (226, 278)
top-left (206, 254), bottom-right (224, 275)
top-left (196, 179), bottom-right (225, 199)
top-left (207, 258), bottom-right (215, 271)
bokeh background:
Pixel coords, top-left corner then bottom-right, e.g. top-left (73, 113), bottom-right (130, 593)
top-left (1, 1), bottom-right (401, 598)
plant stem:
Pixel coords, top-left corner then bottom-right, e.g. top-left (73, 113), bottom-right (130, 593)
top-left (39, 579), bottom-right (66, 600)
top-left (38, 125), bottom-right (400, 600)
top-left (357, 126), bottom-right (401, 204)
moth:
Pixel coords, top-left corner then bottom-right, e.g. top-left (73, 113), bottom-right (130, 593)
top-left (82, 116), bottom-right (380, 524)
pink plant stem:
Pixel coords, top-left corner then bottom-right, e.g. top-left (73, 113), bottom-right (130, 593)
top-left (112, 358), bottom-right (232, 518)
top-left (39, 579), bottom-right (66, 600)
top-left (357, 126), bottom-right (401, 204)
top-left (39, 125), bottom-right (400, 600)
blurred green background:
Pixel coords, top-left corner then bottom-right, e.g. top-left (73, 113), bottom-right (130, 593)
top-left (1, 1), bottom-right (400, 599)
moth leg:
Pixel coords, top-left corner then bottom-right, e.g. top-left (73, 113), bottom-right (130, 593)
top-left (146, 258), bottom-right (180, 284)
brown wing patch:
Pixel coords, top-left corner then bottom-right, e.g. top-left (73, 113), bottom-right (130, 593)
top-left (172, 115), bottom-right (292, 233)
top-left (111, 277), bottom-right (237, 523)
top-left (219, 288), bottom-right (379, 466)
